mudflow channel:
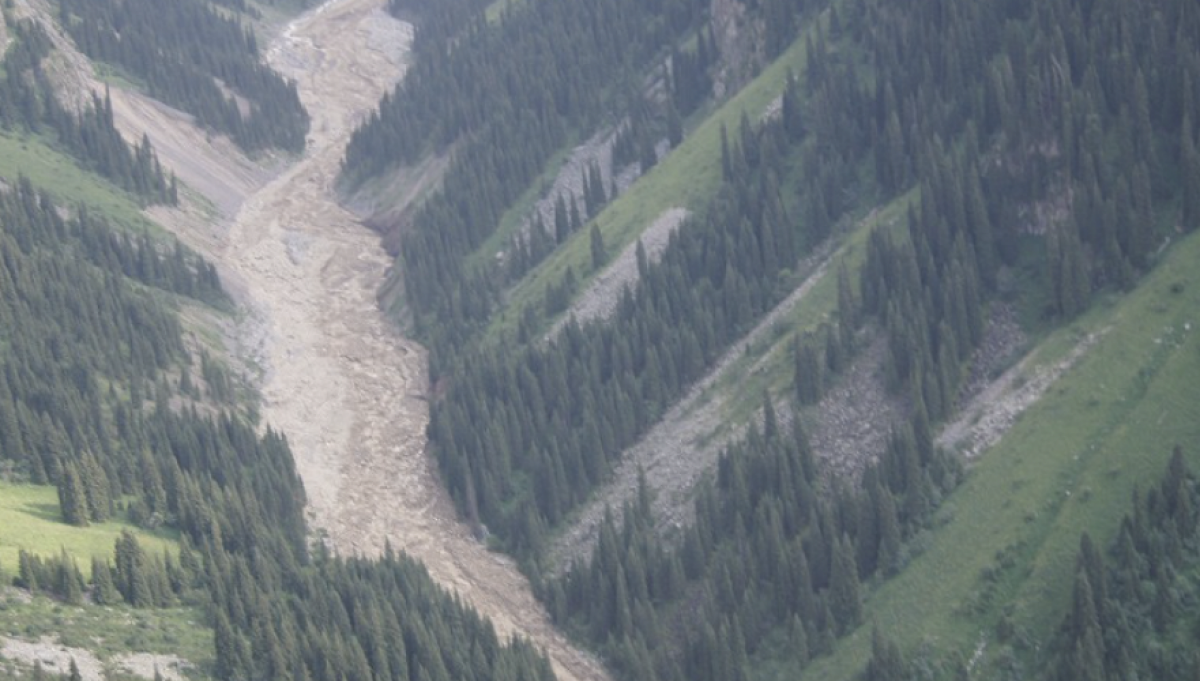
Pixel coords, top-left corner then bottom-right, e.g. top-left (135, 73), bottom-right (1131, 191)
top-left (219, 2), bottom-right (609, 680)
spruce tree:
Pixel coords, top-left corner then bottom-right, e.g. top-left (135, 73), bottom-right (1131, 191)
top-left (590, 224), bottom-right (607, 270)
top-left (828, 535), bottom-right (863, 635)
top-left (57, 462), bottom-right (91, 526)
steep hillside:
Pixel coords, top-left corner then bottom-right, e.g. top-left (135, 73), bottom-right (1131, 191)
top-left (343, 0), bottom-right (1200, 678)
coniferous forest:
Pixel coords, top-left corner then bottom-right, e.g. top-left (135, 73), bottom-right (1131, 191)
top-left (1, 4), bottom-right (549, 679)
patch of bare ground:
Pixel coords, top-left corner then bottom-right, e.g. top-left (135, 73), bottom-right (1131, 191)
top-left (0, 633), bottom-right (190, 681)
top-left (938, 326), bottom-right (1107, 459)
top-left (955, 302), bottom-right (1027, 404)
top-left (547, 241), bottom-right (834, 575)
top-left (807, 335), bottom-right (909, 480)
top-left (137, 2), bottom-right (610, 681)
top-left (348, 151), bottom-right (452, 227)
top-left (0, 637), bottom-right (105, 681)
top-left (112, 653), bottom-right (191, 681)
top-left (547, 207), bottom-right (689, 337)
top-left (110, 88), bottom-right (274, 219)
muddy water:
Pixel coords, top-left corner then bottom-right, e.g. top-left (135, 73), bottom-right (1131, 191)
top-left (218, 2), bottom-right (610, 680)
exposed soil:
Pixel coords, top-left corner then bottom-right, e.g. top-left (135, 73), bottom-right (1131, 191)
top-left (111, 653), bottom-right (191, 681)
top-left (0, 635), bottom-right (189, 681)
top-left (508, 127), bottom-right (643, 258)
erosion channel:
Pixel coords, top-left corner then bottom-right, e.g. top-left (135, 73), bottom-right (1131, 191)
top-left (191, 2), bottom-right (608, 680)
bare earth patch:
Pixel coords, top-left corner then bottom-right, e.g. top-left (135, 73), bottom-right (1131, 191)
top-left (112, 652), bottom-right (191, 681)
top-left (809, 336), bottom-right (908, 480)
top-left (1, 637), bottom-right (105, 681)
top-left (521, 127), bottom-right (639, 243)
top-left (939, 327), bottom-right (1107, 458)
top-left (12, 0), bottom-right (274, 220)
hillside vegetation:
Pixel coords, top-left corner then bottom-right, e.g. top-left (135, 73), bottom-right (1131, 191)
top-left (343, 0), bottom-right (1200, 678)
top-left (0, 483), bottom-right (178, 575)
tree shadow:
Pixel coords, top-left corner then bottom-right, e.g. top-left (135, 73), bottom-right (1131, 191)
top-left (20, 500), bottom-right (65, 524)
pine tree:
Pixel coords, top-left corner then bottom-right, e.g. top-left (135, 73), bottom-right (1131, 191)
top-left (1183, 118), bottom-right (1200, 231)
top-left (80, 452), bottom-right (111, 522)
top-left (554, 194), bottom-right (570, 245)
top-left (57, 462), bottom-right (91, 526)
top-left (878, 488), bottom-right (902, 576)
top-left (828, 535), bottom-right (863, 635)
top-left (91, 557), bottom-right (119, 605)
top-left (59, 549), bottom-right (83, 605)
top-left (866, 626), bottom-right (905, 681)
top-left (590, 224), bottom-right (607, 270)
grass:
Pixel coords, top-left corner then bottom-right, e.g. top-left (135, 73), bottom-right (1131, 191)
top-left (485, 0), bottom-right (526, 24)
top-left (0, 131), bottom-right (155, 233)
top-left (0, 590), bottom-right (214, 679)
top-left (485, 18), bottom-right (824, 343)
top-left (0, 483), bottom-right (179, 574)
top-left (786, 228), bottom-right (1200, 680)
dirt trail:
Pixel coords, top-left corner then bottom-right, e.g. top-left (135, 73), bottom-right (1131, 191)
top-left (204, 3), bottom-right (609, 681)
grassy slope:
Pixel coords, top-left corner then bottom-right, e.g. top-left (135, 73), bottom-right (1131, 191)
top-left (785, 229), bottom-right (1200, 680)
top-left (0, 483), bottom-right (179, 574)
top-left (484, 26), bottom-right (819, 343)
top-left (0, 132), bottom-right (155, 232)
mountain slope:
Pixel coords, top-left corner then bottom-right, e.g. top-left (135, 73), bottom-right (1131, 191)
top-left (342, 0), bottom-right (1200, 678)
